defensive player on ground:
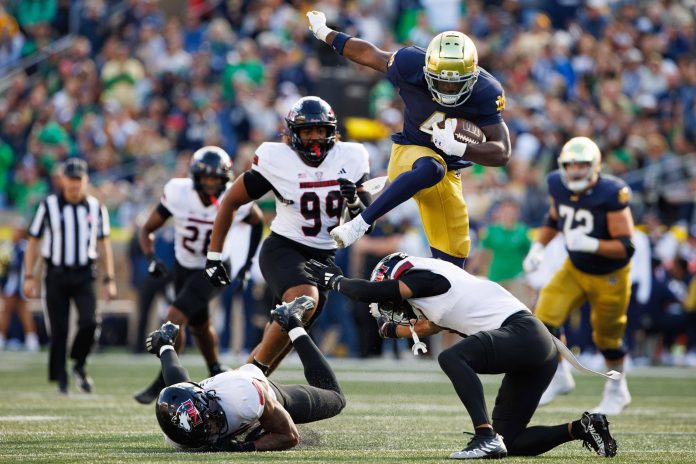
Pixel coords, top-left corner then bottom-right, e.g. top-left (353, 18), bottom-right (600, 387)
top-left (146, 297), bottom-right (345, 451)
top-left (306, 11), bottom-right (511, 267)
top-left (205, 96), bottom-right (371, 375)
top-left (523, 137), bottom-right (635, 415)
top-left (305, 253), bottom-right (618, 459)
top-left (134, 146), bottom-right (263, 404)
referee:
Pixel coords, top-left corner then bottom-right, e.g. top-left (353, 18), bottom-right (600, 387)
top-left (23, 158), bottom-right (117, 394)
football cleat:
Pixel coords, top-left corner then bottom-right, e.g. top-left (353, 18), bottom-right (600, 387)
top-left (578, 411), bottom-right (617, 457)
top-left (145, 321), bottom-right (180, 357)
top-left (271, 296), bottom-right (316, 332)
top-left (72, 366), bottom-right (94, 394)
top-left (330, 215), bottom-right (370, 248)
top-left (591, 377), bottom-right (631, 415)
top-left (450, 432), bottom-right (507, 460)
top-left (538, 359), bottom-right (575, 406)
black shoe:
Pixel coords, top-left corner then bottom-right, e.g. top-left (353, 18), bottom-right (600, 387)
top-left (58, 379), bottom-right (68, 395)
top-left (579, 411), bottom-right (617, 457)
top-left (72, 366), bottom-right (94, 393)
top-left (450, 433), bottom-right (507, 460)
top-left (271, 296), bottom-right (316, 332)
top-left (145, 321), bottom-right (180, 356)
top-left (133, 383), bottom-right (161, 404)
top-left (208, 362), bottom-right (230, 376)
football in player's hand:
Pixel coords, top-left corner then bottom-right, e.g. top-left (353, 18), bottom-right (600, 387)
top-left (436, 118), bottom-right (485, 145)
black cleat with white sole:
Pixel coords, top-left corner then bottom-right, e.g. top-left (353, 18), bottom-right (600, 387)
top-left (579, 411), bottom-right (617, 457)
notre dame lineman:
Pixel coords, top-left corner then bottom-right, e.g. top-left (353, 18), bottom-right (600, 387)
top-left (24, 158), bottom-right (117, 394)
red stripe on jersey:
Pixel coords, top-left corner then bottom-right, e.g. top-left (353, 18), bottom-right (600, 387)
top-left (251, 379), bottom-right (265, 406)
top-left (299, 180), bottom-right (340, 189)
top-left (393, 261), bottom-right (413, 279)
top-left (188, 217), bottom-right (214, 224)
top-left (253, 155), bottom-right (259, 165)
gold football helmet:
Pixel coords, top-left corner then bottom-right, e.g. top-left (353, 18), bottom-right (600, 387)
top-left (558, 137), bottom-right (601, 192)
top-left (424, 31), bottom-right (479, 107)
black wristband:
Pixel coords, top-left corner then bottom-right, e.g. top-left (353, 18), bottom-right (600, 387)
top-left (331, 32), bottom-right (352, 55)
top-left (383, 322), bottom-right (398, 339)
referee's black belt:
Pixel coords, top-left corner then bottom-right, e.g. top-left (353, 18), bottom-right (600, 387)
top-left (45, 262), bottom-right (93, 273)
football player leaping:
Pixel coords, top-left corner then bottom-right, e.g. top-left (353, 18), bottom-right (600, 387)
top-left (306, 11), bottom-right (511, 267)
top-left (523, 137), bottom-right (635, 415)
top-left (305, 253), bottom-right (618, 459)
top-left (134, 146), bottom-right (264, 404)
top-left (205, 96), bottom-right (371, 376)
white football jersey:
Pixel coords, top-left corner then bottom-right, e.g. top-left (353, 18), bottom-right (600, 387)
top-left (161, 178), bottom-right (252, 269)
top-left (252, 141), bottom-right (370, 249)
top-left (198, 364), bottom-right (277, 439)
top-left (403, 257), bottom-right (530, 336)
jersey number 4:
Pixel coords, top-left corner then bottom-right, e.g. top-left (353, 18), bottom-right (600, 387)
top-left (558, 204), bottom-right (594, 235)
top-left (300, 191), bottom-right (342, 236)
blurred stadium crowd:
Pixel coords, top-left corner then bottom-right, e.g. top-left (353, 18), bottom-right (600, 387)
top-left (0, 0), bottom-right (695, 366)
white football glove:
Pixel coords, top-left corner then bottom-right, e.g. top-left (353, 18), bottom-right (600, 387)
top-left (306, 10), bottom-right (332, 42)
top-left (431, 118), bottom-right (467, 157)
top-left (565, 229), bottom-right (600, 253)
top-left (522, 241), bottom-right (545, 273)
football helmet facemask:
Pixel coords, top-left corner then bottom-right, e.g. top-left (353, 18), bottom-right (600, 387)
top-left (424, 31), bottom-right (479, 107)
top-left (190, 146), bottom-right (232, 198)
top-left (155, 382), bottom-right (228, 448)
top-left (558, 137), bottom-right (601, 193)
top-left (285, 96), bottom-right (337, 166)
top-left (370, 252), bottom-right (416, 323)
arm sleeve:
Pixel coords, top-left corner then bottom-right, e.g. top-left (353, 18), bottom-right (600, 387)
top-left (243, 170), bottom-right (273, 200)
top-left (156, 202), bottom-right (172, 219)
top-left (97, 204), bottom-right (110, 239)
top-left (160, 349), bottom-right (192, 386)
top-left (236, 220), bottom-right (263, 279)
top-left (28, 200), bottom-right (47, 238)
top-left (398, 270), bottom-right (451, 297)
top-left (338, 278), bottom-right (402, 303)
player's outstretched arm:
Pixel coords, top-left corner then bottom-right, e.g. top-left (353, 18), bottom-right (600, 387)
top-left (307, 10), bottom-right (392, 73)
top-left (209, 175), bottom-right (254, 254)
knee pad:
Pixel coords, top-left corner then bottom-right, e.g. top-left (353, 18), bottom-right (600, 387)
top-left (600, 348), bottom-right (625, 361)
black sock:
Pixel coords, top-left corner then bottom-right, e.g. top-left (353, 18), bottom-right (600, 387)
top-left (506, 424), bottom-right (573, 456)
top-left (287, 316), bottom-right (304, 331)
top-left (251, 358), bottom-right (270, 375)
top-left (475, 427), bottom-right (496, 437)
top-left (208, 361), bottom-right (222, 376)
top-left (570, 420), bottom-right (585, 439)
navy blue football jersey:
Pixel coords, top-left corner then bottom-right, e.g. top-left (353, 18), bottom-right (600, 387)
top-left (386, 46), bottom-right (505, 170)
top-left (547, 171), bottom-right (632, 274)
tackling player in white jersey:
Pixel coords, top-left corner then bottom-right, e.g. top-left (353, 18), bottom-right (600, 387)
top-left (134, 146), bottom-right (263, 404)
top-left (305, 253), bottom-right (619, 460)
top-left (205, 96), bottom-right (371, 375)
top-left (145, 297), bottom-right (345, 451)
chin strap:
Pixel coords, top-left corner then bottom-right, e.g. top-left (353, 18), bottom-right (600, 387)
top-left (409, 322), bottom-right (427, 356)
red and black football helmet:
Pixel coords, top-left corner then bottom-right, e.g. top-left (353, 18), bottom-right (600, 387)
top-left (285, 96), bottom-right (337, 166)
top-left (155, 382), bottom-right (228, 448)
top-left (370, 252), bottom-right (416, 322)
top-left (189, 146), bottom-right (232, 198)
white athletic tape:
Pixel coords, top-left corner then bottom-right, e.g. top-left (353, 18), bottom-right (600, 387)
top-left (552, 337), bottom-right (622, 380)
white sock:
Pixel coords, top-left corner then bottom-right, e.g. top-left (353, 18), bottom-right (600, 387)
top-left (288, 327), bottom-right (307, 342)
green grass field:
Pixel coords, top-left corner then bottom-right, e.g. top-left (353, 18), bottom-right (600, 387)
top-left (1, 350), bottom-right (695, 463)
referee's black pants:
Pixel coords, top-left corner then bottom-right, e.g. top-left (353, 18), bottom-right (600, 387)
top-left (44, 266), bottom-right (98, 383)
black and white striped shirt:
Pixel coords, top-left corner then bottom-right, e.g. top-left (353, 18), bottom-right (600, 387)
top-left (28, 194), bottom-right (110, 267)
